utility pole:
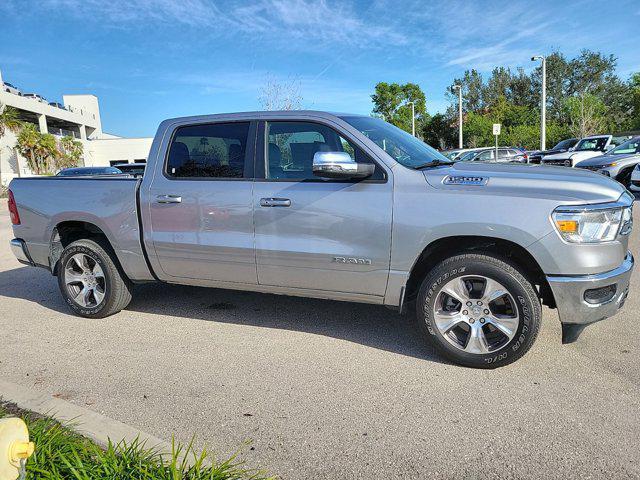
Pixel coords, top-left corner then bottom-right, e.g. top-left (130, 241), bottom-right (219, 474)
top-left (531, 55), bottom-right (546, 151)
top-left (453, 84), bottom-right (463, 148)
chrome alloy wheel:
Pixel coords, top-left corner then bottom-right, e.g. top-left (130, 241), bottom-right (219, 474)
top-left (64, 253), bottom-right (106, 308)
top-left (433, 275), bottom-right (520, 354)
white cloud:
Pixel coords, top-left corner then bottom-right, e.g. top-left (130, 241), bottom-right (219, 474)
top-left (398, 0), bottom-right (574, 72)
top-left (38, 0), bottom-right (407, 49)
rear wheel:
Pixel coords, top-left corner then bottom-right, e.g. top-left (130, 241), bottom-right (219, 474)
top-left (57, 239), bottom-right (132, 318)
top-left (416, 253), bottom-right (541, 368)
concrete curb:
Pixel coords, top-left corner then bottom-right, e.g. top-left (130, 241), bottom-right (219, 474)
top-left (0, 378), bottom-right (173, 456)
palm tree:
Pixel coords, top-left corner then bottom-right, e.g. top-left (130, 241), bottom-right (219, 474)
top-left (0, 102), bottom-right (23, 181)
top-left (36, 133), bottom-right (59, 174)
top-left (56, 135), bottom-right (84, 170)
top-left (15, 123), bottom-right (41, 174)
top-left (0, 102), bottom-right (21, 137)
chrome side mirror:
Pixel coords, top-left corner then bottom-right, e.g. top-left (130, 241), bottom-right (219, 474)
top-left (312, 151), bottom-right (375, 179)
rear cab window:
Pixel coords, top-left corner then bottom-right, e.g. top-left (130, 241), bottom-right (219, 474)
top-left (166, 122), bottom-right (250, 178)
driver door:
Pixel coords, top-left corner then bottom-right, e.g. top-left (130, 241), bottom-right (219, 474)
top-left (252, 120), bottom-right (393, 296)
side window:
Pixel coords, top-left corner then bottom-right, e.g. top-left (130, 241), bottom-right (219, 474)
top-left (266, 121), bottom-right (383, 181)
top-left (595, 138), bottom-right (608, 150)
top-left (166, 122), bottom-right (249, 178)
top-left (478, 150), bottom-right (493, 161)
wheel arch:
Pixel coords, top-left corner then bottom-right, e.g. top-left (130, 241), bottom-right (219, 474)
top-left (50, 221), bottom-right (122, 277)
top-left (615, 164), bottom-right (636, 185)
top-left (404, 235), bottom-right (555, 309)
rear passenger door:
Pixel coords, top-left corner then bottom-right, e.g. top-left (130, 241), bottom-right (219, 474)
top-left (145, 121), bottom-right (257, 284)
top-left (252, 120), bottom-right (392, 297)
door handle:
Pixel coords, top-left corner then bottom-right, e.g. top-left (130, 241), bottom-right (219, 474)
top-left (260, 197), bottom-right (291, 207)
top-left (156, 194), bottom-right (182, 204)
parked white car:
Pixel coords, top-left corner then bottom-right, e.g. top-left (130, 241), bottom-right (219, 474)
top-left (541, 135), bottom-right (613, 167)
top-left (23, 93), bottom-right (48, 103)
top-left (541, 135), bottom-right (633, 167)
top-left (2, 81), bottom-right (21, 95)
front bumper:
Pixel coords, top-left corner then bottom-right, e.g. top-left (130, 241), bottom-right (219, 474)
top-left (541, 158), bottom-right (571, 167)
top-left (547, 252), bottom-right (634, 342)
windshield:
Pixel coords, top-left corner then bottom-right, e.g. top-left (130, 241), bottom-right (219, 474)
top-left (575, 137), bottom-right (608, 151)
top-left (339, 116), bottom-right (452, 168)
top-left (553, 138), bottom-right (577, 150)
top-left (609, 138), bottom-right (640, 155)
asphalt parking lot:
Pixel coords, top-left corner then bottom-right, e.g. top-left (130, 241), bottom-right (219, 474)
top-left (0, 203), bottom-right (639, 479)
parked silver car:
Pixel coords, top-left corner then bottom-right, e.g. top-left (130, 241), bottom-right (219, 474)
top-left (576, 137), bottom-right (640, 188)
top-left (462, 147), bottom-right (528, 163)
top-left (8, 111), bottom-right (634, 368)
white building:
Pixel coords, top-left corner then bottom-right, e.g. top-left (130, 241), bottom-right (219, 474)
top-left (0, 69), bottom-right (152, 185)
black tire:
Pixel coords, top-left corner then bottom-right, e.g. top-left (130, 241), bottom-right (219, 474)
top-left (416, 253), bottom-right (541, 368)
top-left (616, 168), bottom-right (633, 190)
top-left (57, 238), bottom-right (132, 318)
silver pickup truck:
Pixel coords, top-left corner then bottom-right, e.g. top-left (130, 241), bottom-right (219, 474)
top-left (7, 111), bottom-right (635, 368)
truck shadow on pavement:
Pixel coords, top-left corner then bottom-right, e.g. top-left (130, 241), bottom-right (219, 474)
top-left (0, 266), bottom-right (446, 364)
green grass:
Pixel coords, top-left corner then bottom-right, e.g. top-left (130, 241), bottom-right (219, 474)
top-left (0, 403), bottom-right (275, 479)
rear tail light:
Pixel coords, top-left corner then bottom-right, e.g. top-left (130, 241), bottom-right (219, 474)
top-left (8, 189), bottom-right (20, 225)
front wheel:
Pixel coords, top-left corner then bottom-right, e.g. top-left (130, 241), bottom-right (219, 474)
top-left (57, 238), bottom-right (132, 318)
top-left (416, 253), bottom-right (541, 368)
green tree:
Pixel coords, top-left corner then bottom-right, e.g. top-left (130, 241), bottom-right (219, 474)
top-left (507, 67), bottom-right (534, 107)
top-left (563, 93), bottom-right (607, 138)
top-left (57, 135), bottom-right (84, 170)
top-left (484, 67), bottom-right (512, 109)
top-left (0, 103), bottom-right (22, 138)
top-left (0, 102), bottom-right (23, 182)
top-left (15, 123), bottom-right (59, 175)
top-left (630, 72), bottom-right (640, 130)
top-left (371, 82), bottom-right (427, 134)
top-left (422, 113), bottom-right (456, 149)
top-left (448, 69), bottom-right (484, 112)
top-left (568, 50), bottom-right (618, 95)
top-left (462, 112), bottom-right (494, 147)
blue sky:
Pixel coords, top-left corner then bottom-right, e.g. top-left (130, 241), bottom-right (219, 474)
top-left (1, 0), bottom-right (639, 137)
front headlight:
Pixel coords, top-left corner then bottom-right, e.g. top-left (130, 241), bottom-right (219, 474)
top-left (552, 202), bottom-right (633, 243)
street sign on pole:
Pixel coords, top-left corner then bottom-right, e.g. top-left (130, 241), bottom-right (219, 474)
top-left (493, 123), bottom-right (501, 161)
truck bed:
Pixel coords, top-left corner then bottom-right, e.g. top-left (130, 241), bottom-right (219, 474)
top-left (9, 176), bottom-right (154, 281)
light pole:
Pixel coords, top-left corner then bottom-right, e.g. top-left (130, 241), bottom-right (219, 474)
top-left (453, 84), bottom-right (463, 148)
top-left (407, 101), bottom-right (416, 137)
top-left (531, 55), bottom-right (546, 151)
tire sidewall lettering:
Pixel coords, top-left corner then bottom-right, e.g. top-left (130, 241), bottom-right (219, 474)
top-left (419, 259), bottom-right (537, 367)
